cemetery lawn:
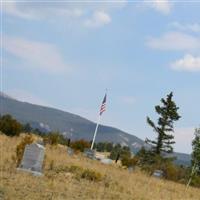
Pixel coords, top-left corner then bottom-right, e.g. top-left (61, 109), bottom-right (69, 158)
top-left (0, 134), bottom-right (200, 200)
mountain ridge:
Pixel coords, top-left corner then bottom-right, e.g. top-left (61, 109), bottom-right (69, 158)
top-left (0, 93), bottom-right (191, 165)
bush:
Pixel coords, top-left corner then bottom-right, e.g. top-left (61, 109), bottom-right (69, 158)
top-left (70, 139), bottom-right (90, 152)
top-left (191, 175), bottom-right (200, 187)
top-left (0, 115), bottom-right (22, 136)
top-left (109, 144), bottom-right (131, 161)
top-left (54, 165), bottom-right (103, 182)
top-left (44, 132), bottom-right (60, 146)
top-left (121, 156), bottom-right (138, 168)
top-left (81, 169), bottom-right (102, 181)
top-left (16, 135), bottom-right (34, 166)
top-left (43, 132), bottom-right (69, 146)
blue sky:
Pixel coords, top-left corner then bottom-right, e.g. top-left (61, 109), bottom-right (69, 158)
top-left (2, 1), bottom-right (200, 153)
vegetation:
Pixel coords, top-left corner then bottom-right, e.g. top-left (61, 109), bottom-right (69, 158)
top-left (70, 139), bottom-right (90, 152)
top-left (188, 127), bottom-right (200, 187)
top-left (192, 127), bottom-right (200, 175)
top-left (146, 92), bottom-right (181, 154)
top-left (0, 114), bottom-right (22, 136)
top-left (95, 142), bottom-right (114, 152)
top-left (1, 134), bottom-right (200, 200)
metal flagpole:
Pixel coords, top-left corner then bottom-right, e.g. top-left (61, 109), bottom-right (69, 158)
top-left (91, 115), bottom-right (101, 150)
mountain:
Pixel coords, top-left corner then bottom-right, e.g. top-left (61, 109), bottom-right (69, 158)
top-left (0, 93), bottom-right (145, 152)
top-left (0, 93), bottom-right (191, 165)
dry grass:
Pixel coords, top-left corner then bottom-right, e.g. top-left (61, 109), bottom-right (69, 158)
top-left (0, 134), bottom-right (200, 200)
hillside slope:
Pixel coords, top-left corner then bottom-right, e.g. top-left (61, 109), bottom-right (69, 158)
top-left (0, 94), bottom-right (144, 152)
top-left (0, 134), bottom-right (199, 200)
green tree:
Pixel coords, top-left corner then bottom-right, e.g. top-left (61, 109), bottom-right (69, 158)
top-left (192, 127), bottom-right (200, 175)
top-left (23, 123), bottom-right (32, 133)
top-left (70, 139), bottom-right (90, 152)
top-left (146, 92), bottom-right (181, 154)
top-left (0, 114), bottom-right (22, 136)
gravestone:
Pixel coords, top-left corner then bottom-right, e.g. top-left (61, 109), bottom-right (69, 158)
top-left (84, 148), bottom-right (95, 159)
top-left (67, 147), bottom-right (74, 156)
top-left (128, 166), bottom-right (134, 173)
top-left (152, 170), bottom-right (164, 178)
top-left (18, 143), bottom-right (45, 176)
top-left (100, 158), bottom-right (113, 165)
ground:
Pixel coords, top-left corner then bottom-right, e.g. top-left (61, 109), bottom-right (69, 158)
top-left (0, 134), bottom-right (199, 200)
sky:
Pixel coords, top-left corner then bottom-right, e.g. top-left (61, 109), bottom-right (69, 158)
top-left (1, 0), bottom-right (200, 154)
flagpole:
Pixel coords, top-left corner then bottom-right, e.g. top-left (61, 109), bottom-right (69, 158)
top-left (91, 115), bottom-right (101, 150)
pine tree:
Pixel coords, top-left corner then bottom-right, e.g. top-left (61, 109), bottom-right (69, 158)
top-left (192, 128), bottom-right (200, 175)
top-left (146, 92), bottom-right (181, 154)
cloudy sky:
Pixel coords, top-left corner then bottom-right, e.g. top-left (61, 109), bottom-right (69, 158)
top-left (1, 0), bottom-right (200, 153)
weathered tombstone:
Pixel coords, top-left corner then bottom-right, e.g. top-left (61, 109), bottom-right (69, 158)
top-left (18, 143), bottom-right (45, 176)
top-left (100, 158), bottom-right (113, 165)
top-left (152, 170), bottom-right (164, 178)
top-left (128, 166), bottom-right (134, 173)
top-left (67, 147), bottom-right (74, 156)
top-left (84, 148), bottom-right (95, 159)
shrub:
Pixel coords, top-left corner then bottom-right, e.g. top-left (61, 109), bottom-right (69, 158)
top-left (121, 156), bottom-right (138, 168)
top-left (70, 139), bottom-right (90, 152)
top-left (54, 165), bottom-right (103, 182)
top-left (44, 132), bottom-right (69, 146)
top-left (44, 132), bottom-right (60, 146)
top-left (16, 135), bottom-right (34, 166)
top-left (81, 169), bottom-right (102, 182)
top-left (0, 114), bottom-right (22, 136)
top-left (191, 175), bottom-right (200, 187)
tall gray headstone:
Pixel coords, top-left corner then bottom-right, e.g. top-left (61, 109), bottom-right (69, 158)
top-left (84, 148), bottom-right (96, 160)
top-left (18, 143), bottom-right (45, 176)
top-left (67, 147), bottom-right (74, 156)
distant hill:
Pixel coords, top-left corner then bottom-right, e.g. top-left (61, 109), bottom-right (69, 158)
top-left (0, 93), bottom-right (191, 165)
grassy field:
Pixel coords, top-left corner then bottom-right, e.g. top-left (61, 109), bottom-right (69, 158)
top-left (0, 134), bottom-right (199, 200)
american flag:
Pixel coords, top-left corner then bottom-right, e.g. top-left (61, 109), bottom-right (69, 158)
top-left (100, 93), bottom-right (107, 115)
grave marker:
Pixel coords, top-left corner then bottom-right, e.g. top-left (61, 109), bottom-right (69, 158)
top-left (152, 170), bottom-right (164, 178)
top-left (18, 143), bottom-right (45, 176)
top-left (67, 147), bottom-right (74, 156)
top-left (84, 148), bottom-right (96, 159)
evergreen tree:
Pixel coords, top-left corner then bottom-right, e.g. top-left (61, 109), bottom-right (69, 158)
top-left (192, 127), bottom-right (200, 175)
top-left (0, 114), bottom-right (22, 136)
top-left (23, 123), bottom-right (32, 133)
top-left (146, 92), bottom-right (181, 154)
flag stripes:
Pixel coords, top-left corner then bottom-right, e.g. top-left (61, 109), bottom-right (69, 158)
top-left (100, 94), bottom-right (107, 115)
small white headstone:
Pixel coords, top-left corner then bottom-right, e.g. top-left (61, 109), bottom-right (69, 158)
top-left (100, 158), bottom-right (113, 165)
top-left (18, 143), bottom-right (45, 176)
top-left (152, 170), bottom-right (164, 178)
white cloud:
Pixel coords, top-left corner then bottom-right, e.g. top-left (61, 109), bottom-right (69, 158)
top-left (174, 127), bottom-right (195, 153)
top-left (4, 1), bottom-right (38, 20)
top-left (4, 1), bottom-right (126, 28)
top-left (171, 54), bottom-right (200, 72)
top-left (147, 31), bottom-right (200, 51)
top-left (3, 36), bottom-right (67, 73)
top-left (170, 22), bottom-right (200, 33)
top-left (4, 1), bottom-right (84, 20)
top-left (142, 0), bottom-right (172, 15)
top-left (151, 0), bottom-right (171, 14)
top-left (84, 11), bottom-right (111, 28)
